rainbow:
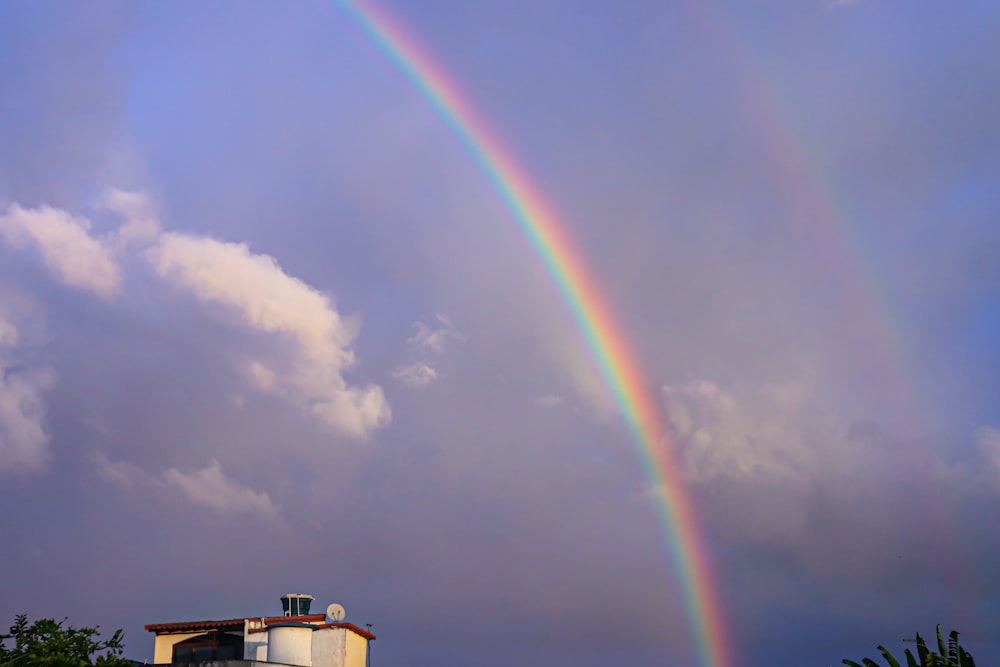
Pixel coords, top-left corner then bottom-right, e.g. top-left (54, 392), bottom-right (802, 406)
top-left (325, 1), bottom-right (732, 666)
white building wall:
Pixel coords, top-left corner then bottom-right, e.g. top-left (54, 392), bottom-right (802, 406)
top-left (267, 625), bottom-right (313, 667)
top-left (244, 619), bottom-right (268, 660)
top-left (311, 627), bottom-right (346, 667)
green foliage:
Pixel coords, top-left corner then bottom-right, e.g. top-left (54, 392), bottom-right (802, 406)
top-left (842, 625), bottom-right (976, 667)
top-left (0, 615), bottom-right (132, 667)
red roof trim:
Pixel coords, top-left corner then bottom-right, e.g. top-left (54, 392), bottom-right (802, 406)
top-left (144, 619), bottom-right (245, 633)
top-left (262, 614), bottom-right (326, 625)
top-left (322, 622), bottom-right (376, 641)
top-left (245, 621), bottom-right (375, 640)
top-left (146, 615), bottom-right (326, 634)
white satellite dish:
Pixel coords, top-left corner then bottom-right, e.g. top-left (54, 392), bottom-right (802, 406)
top-left (326, 603), bottom-right (346, 623)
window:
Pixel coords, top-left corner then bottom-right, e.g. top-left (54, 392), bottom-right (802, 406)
top-left (171, 632), bottom-right (244, 663)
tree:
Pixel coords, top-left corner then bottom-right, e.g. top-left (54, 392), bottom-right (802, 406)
top-left (843, 625), bottom-right (977, 667)
top-left (0, 614), bottom-right (133, 667)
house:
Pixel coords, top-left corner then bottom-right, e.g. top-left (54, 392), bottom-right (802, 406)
top-left (145, 594), bottom-right (374, 667)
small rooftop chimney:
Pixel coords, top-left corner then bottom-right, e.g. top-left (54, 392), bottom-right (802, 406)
top-left (280, 594), bottom-right (315, 616)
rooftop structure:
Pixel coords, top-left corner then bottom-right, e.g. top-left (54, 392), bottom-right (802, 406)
top-left (145, 595), bottom-right (374, 667)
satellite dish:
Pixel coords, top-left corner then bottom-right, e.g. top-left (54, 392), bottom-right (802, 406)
top-left (326, 603), bottom-right (346, 623)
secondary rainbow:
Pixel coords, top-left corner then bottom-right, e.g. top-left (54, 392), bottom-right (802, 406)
top-left (325, 1), bottom-right (733, 666)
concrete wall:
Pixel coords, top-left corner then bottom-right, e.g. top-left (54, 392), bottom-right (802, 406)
top-left (343, 630), bottom-right (368, 667)
top-left (243, 632), bottom-right (267, 660)
top-left (267, 626), bottom-right (313, 667)
top-left (311, 627), bottom-right (346, 667)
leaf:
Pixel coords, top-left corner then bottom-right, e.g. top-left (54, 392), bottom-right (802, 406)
top-left (0, 615), bottom-right (132, 667)
top-left (916, 632), bottom-right (930, 666)
top-left (879, 645), bottom-right (903, 667)
top-left (937, 625), bottom-right (948, 660)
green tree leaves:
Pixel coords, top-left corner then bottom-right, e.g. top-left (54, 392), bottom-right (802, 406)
top-left (0, 615), bottom-right (132, 667)
top-left (843, 626), bottom-right (976, 667)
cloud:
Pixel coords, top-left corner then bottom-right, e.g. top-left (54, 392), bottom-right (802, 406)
top-left (407, 314), bottom-right (465, 354)
top-left (163, 460), bottom-right (277, 518)
top-left (657, 377), bottom-right (992, 594)
top-left (97, 454), bottom-right (277, 518)
top-left (103, 188), bottom-right (161, 248)
top-left (147, 232), bottom-right (390, 438)
top-left (393, 315), bottom-right (464, 389)
top-left (392, 361), bottom-right (438, 388)
top-left (95, 451), bottom-right (148, 489)
top-left (0, 311), bottom-right (55, 473)
top-left (0, 202), bottom-right (121, 298)
top-left (0, 192), bottom-right (390, 442)
top-left (663, 379), bottom-right (832, 484)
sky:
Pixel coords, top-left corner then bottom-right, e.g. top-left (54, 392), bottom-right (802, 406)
top-left (1, 1), bottom-right (998, 666)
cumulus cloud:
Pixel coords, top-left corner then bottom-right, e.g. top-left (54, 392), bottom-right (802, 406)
top-left (95, 451), bottom-right (148, 489)
top-left (407, 315), bottom-right (465, 354)
top-left (163, 460), bottom-right (277, 518)
top-left (0, 192), bottom-right (390, 440)
top-left (657, 377), bottom-right (986, 589)
top-left (663, 379), bottom-right (835, 484)
top-left (392, 361), bottom-right (438, 388)
top-left (0, 202), bottom-right (121, 298)
top-left (97, 454), bottom-right (277, 518)
top-left (103, 188), bottom-right (161, 248)
top-left (147, 232), bottom-right (390, 438)
top-left (393, 315), bottom-right (464, 388)
top-left (0, 312), bottom-right (55, 473)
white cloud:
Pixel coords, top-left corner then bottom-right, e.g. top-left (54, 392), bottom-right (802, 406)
top-left (0, 317), bottom-right (16, 347)
top-left (392, 361), bottom-right (438, 388)
top-left (163, 460), bottom-right (277, 518)
top-left (95, 451), bottom-right (149, 489)
top-left (407, 314), bottom-right (465, 354)
top-left (0, 312), bottom-right (55, 473)
top-left (393, 315), bottom-right (464, 389)
top-left (103, 188), bottom-right (161, 248)
top-left (0, 202), bottom-right (121, 298)
top-left (97, 454), bottom-right (277, 518)
top-left (663, 378), bottom-right (836, 483)
top-left (0, 192), bottom-right (390, 440)
top-left (147, 232), bottom-right (390, 438)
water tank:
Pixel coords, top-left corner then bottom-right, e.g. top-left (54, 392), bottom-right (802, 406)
top-left (267, 622), bottom-right (314, 667)
top-left (281, 594), bottom-right (315, 616)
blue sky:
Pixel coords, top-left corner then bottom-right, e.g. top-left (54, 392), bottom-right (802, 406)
top-left (1, 2), bottom-right (998, 666)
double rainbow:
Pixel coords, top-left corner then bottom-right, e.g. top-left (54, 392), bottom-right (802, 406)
top-left (328, 2), bottom-right (732, 666)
